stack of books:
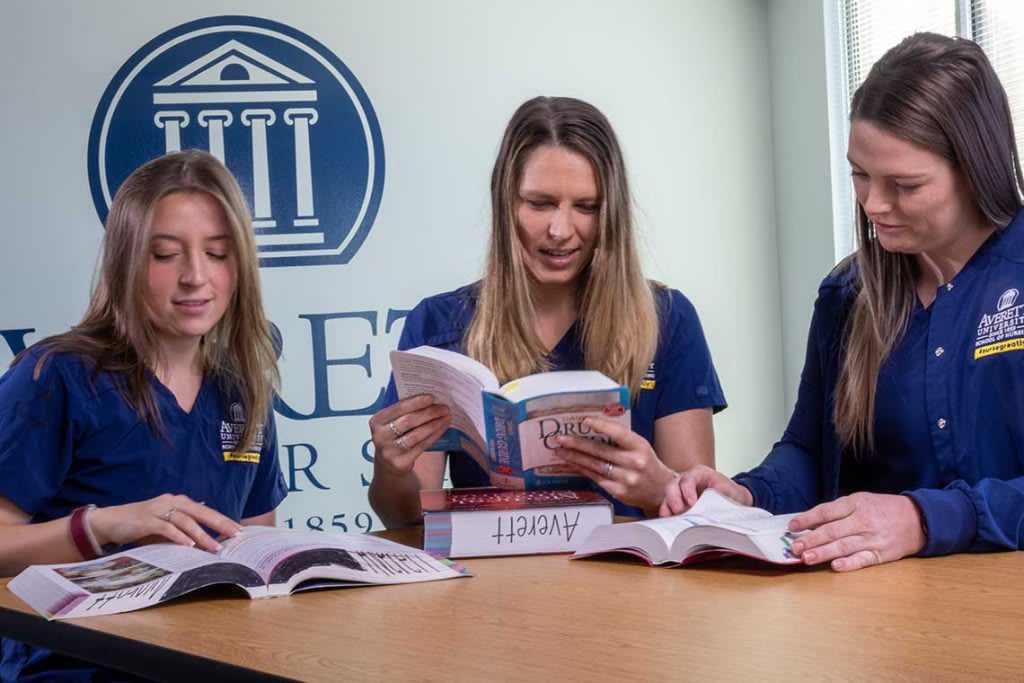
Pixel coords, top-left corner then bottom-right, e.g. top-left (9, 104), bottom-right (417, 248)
top-left (420, 487), bottom-right (613, 558)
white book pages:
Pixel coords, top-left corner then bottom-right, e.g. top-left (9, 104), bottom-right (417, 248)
top-left (498, 370), bottom-right (619, 401)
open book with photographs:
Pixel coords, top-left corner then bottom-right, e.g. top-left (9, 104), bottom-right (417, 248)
top-left (572, 489), bottom-right (806, 566)
top-left (8, 527), bottom-right (469, 620)
top-left (390, 345), bottom-right (630, 490)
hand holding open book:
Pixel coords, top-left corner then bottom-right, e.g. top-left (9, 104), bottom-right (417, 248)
top-left (390, 346), bottom-right (630, 490)
top-left (572, 489), bottom-right (806, 566)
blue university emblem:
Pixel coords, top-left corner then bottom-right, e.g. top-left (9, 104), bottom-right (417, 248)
top-left (88, 16), bottom-right (385, 268)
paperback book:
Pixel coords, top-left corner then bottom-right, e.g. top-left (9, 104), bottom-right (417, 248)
top-left (390, 346), bottom-right (630, 490)
top-left (421, 487), bottom-right (613, 558)
top-left (9, 527), bottom-right (469, 620)
top-left (572, 489), bottom-right (805, 566)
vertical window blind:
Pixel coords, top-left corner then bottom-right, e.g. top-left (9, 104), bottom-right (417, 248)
top-left (970, 0), bottom-right (1024, 163)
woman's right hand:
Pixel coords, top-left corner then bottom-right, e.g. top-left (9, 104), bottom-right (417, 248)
top-left (88, 495), bottom-right (243, 552)
top-left (659, 465), bottom-right (754, 516)
top-left (368, 394), bottom-right (451, 476)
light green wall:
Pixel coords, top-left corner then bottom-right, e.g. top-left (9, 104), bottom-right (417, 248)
top-left (766, 0), bottom-right (837, 414)
top-left (0, 1), bottom-right (840, 501)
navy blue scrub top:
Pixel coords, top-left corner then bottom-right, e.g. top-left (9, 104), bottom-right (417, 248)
top-left (839, 300), bottom-right (938, 495)
top-left (0, 348), bottom-right (288, 682)
top-left (0, 349), bottom-right (287, 524)
top-left (384, 283), bottom-right (727, 517)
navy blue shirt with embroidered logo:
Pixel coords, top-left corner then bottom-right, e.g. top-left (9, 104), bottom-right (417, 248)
top-left (384, 283), bottom-right (727, 517)
top-left (0, 348), bottom-right (288, 681)
top-left (735, 210), bottom-right (1024, 556)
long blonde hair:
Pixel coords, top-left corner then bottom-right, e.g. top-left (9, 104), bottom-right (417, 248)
top-left (464, 97), bottom-right (659, 395)
top-left (16, 150), bottom-right (279, 452)
top-left (836, 34), bottom-right (1023, 454)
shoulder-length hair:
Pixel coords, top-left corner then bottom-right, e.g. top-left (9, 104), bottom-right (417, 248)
top-left (464, 96), bottom-right (659, 395)
top-left (17, 150), bottom-right (279, 452)
top-left (836, 33), bottom-right (1024, 454)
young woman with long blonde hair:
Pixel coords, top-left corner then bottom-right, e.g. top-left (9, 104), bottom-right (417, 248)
top-left (369, 97), bottom-right (725, 527)
top-left (0, 150), bottom-right (286, 678)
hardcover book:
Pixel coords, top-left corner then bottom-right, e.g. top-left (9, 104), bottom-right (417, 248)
top-left (572, 489), bottom-right (805, 566)
top-left (421, 487), bottom-right (614, 558)
top-left (390, 346), bottom-right (630, 490)
top-left (9, 527), bottom-right (469, 620)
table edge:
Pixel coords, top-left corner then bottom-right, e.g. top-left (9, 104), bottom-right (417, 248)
top-left (0, 602), bottom-right (296, 683)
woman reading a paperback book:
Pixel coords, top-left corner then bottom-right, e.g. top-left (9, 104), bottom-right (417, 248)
top-left (369, 97), bottom-right (726, 526)
top-left (664, 33), bottom-right (1024, 572)
top-left (0, 151), bottom-right (287, 679)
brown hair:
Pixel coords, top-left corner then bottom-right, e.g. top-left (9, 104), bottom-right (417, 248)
top-left (16, 150), bottom-right (279, 452)
top-left (836, 33), bottom-right (1023, 453)
top-left (464, 96), bottom-right (659, 395)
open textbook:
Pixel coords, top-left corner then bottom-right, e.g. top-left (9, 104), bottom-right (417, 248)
top-left (390, 346), bottom-right (630, 489)
top-left (8, 527), bottom-right (469, 620)
top-left (572, 489), bottom-right (805, 566)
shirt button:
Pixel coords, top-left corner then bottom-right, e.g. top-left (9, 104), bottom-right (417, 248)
top-left (946, 282), bottom-right (954, 291)
top-left (935, 347), bottom-right (944, 357)
top-left (937, 418), bottom-right (947, 429)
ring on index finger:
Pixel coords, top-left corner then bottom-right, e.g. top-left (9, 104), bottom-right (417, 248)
top-left (388, 420), bottom-right (403, 438)
top-left (396, 435), bottom-right (410, 451)
top-left (162, 507), bottom-right (177, 522)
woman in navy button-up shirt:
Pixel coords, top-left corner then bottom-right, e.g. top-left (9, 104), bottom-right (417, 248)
top-left (664, 32), bottom-right (1024, 571)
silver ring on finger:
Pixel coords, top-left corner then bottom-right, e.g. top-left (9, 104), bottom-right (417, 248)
top-left (396, 435), bottom-right (410, 450)
top-left (603, 461), bottom-right (614, 479)
top-left (388, 420), bottom-right (403, 438)
top-left (162, 507), bottom-right (177, 522)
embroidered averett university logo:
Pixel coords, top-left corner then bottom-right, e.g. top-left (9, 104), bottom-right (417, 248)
top-left (87, 16), bottom-right (385, 268)
top-left (975, 288), bottom-right (1024, 359)
top-left (220, 402), bottom-right (264, 462)
top-left (640, 362), bottom-right (656, 390)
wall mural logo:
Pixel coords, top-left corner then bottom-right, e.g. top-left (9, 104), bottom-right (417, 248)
top-left (88, 16), bottom-right (385, 267)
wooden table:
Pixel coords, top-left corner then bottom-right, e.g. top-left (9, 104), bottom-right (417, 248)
top-left (2, 527), bottom-right (1023, 682)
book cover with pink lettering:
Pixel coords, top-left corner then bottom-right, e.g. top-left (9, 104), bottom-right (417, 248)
top-left (420, 487), bottom-right (613, 558)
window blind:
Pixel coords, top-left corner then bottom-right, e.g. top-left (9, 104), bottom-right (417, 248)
top-left (970, 0), bottom-right (1024, 163)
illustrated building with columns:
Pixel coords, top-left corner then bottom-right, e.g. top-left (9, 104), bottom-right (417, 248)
top-left (152, 40), bottom-right (321, 247)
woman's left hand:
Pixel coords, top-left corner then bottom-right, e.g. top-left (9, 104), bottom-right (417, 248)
top-left (554, 416), bottom-right (676, 515)
top-left (788, 492), bottom-right (927, 571)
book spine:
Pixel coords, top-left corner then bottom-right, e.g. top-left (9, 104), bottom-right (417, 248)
top-left (482, 393), bottom-right (524, 489)
top-left (441, 504), bottom-right (613, 558)
top-left (618, 385), bottom-right (630, 411)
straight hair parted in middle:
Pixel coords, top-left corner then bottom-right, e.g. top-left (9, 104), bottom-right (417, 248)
top-left (18, 150), bottom-right (280, 453)
top-left (464, 96), bottom-right (660, 396)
